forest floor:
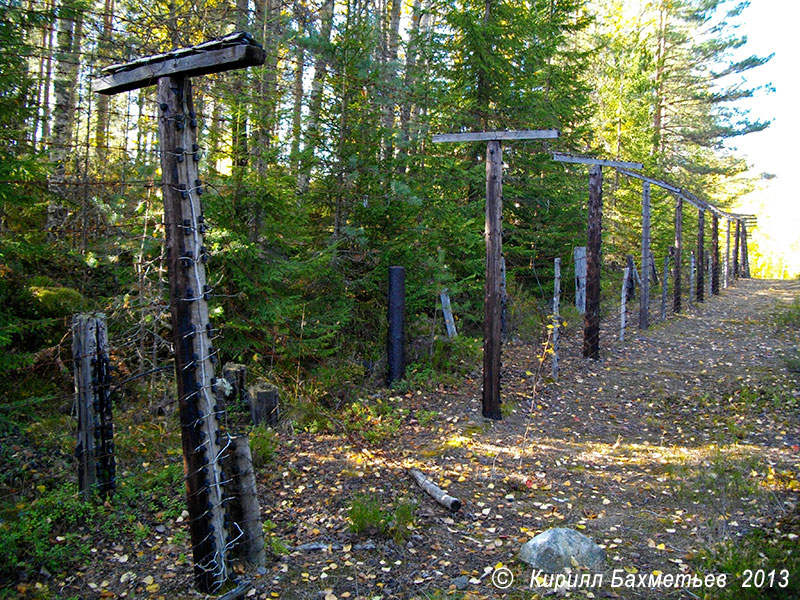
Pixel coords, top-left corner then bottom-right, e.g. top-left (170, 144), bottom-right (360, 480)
top-left (6, 278), bottom-right (800, 600)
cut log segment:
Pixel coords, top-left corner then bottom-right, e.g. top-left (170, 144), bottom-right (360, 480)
top-left (409, 468), bottom-right (462, 512)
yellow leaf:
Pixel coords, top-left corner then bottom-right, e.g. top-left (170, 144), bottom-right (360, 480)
top-left (656, 543), bottom-right (666, 550)
top-left (145, 583), bottom-right (159, 593)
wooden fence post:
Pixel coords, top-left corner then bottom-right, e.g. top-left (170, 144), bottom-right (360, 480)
top-left (72, 313), bottom-right (115, 499)
top-left (158, 76), bottom-right (228, 592)
top-left (221, 435), bottom-right (267, 567)
top-left (741, 222), bottom-right (751, 277)
top-left (221, 363), bottom-right (249, 408)
top-left (724, 218), bottom-right (731, 288)
top-left (584, 165), bottom-right (603, 360)
top-left (661, 253), bottom-right (670, 321)
top-left (482, 140), bottom-right (504, 419)
top-left (673, 196), bottom-right (683, 313)
top-left (552, 258), bottom-right (561, 380)
top-left (696, 208), bottom-right (705, 302)
top-left (620, 264), bottom-right (630, 341)
top-left (439, 290), bottom-right (457, 338)
top-left (711, 214), bottom-right (720, 295)
top-left (689, 251), bottom-right (695, 306)
top-left (733, 220), bottom-right (741, 279)
top-left (500, 255), bottom-right (508, 342)
top-left (249, 382), bottom-right (280, 427)
top-left (650, 250), bottom-right (659, 286)
top-left (387, 266), bottom-right (406, 385)
top-left (639, 183), bottom-right (651, 329)
top-left (573, 246), bottom-right (586, 315)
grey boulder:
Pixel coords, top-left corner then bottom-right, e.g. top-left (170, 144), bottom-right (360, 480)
top-left (519, 527), bottom-right (606, 573)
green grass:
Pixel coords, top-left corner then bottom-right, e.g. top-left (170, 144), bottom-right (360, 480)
top-left (249, 423), bottom-right (279, 467)
top-left (347, 493), bottom-right (417, 543)
top-left (697, 529), bottom-right (800, 599)
top-left (773, 296), bottom-right (800, 328)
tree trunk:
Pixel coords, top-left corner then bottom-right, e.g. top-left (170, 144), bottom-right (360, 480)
top-left (298, 0), bottom-right (333, 193)
top-left (48, 0), bottom-right (84, 233)
top-left (290, 1), bottom-right (306, 182)
top-left (94, 0), bottom-right (114, 166)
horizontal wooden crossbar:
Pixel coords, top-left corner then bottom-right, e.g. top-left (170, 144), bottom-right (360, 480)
top-left (94, 43), bottom-right (266, 95)
top-left (617, 168), bottom-right (681, 193)
top-left (552, 153), bottom-right (643, 170)
top-left (432, 130), bottom-right (559, 143)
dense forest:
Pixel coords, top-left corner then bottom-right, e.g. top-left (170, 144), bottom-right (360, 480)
top-left (3, 0), bottom-right (796, 597)
top-left (0, 0), bottom-right (771, 404)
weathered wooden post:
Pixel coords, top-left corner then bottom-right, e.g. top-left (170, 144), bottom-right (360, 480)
top-left (249, 382), bottom-right (280, 427)
top-left (433, 130), bottom-right (559, 420)
top-left (733, 219), bottom-right (741, 279)
top-left (689, 251), bottom-right (696, 305)
top-left (439, 290), bottom-right (457, 338)
top-left (221, 435), bottom-right (267, 566)
top-left (552, 257), bottom-right (561, 379)
top-left (711, 213), bottom-right (720, 295)
top-left (625, 255), bottom-right (637, 302)
top-left (221, 363), bottom-right (249, 408)
top-left (640, 226), bottom-right (651, 324)
top-left (696, 208), bottom-right (705, 302)
top-left (72, 313), bottom-right (115, 499)
top-left (573, 246), bottom-right (586, 315)
top-left (93, 33), bottom-right (266, 592)
top-left (661, 253), bottom-right (670, 321)
top-left (552, 155), bottom-right (643, 359)
top-left (724, 218), bottom-right (731, 288)
top-left (618, 171), bottom-right (684, 327)
top-left (619, 263), bottom-right (630, 341)
top-left (585, 165), bottom-right (603, 359)
top-left (741, 222), bottom-right (751, 278)
top-left (500, 254), bottom-right (508, 342)
top-left (673, 196), bottom-right (683, 312)
top-left (387, 266), bottom-right (406, 384)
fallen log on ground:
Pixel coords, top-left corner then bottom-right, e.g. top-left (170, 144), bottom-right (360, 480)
top-left (408, 467), bottom-right (462, 512)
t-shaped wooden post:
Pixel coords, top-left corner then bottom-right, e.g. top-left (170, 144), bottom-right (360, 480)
top-left (432, 130), bottom-right (559, 419)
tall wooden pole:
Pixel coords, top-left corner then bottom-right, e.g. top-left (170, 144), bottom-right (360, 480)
top-left (584, 165), bottom-right (602, 359)
top-left (741, 222), bottom-right (751, 277)
top-left (724, 219), bottom-right (731, 288)
top-left (620, 264), bottom-right (629, 341)
top-left (387, 266), bottom-right (406, 384)
top-left (689, 251), bottom-right (695, 305)
top-left (696, 208), bottom-right (705, 302)
top-left (673, 196), bottom-right (683, 312)
top-left (733, 220), bottom-right (741, 279)
top-left (483, 140), bottom-right (503, 419)
top-left (551, 257), bottom-right (561, 380)
top-left (661, 253), bottom-right (670, 321)
top-left (639, 182), bottom-right (651, 329)
top-left (711, 213), bottom-right (719, 295)
top-left (158, 76), bottom-right (228, 592)
top-left (574, 246), bottom-right (587, 315)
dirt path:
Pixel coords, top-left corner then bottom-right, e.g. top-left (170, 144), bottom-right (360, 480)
top-left (259, 279), bottom-right (799, 600)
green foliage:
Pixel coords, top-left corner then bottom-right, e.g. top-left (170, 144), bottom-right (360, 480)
top-left (416, 409), bottom-right (438, 427)
top-left (347, 493), bottom-right (417, 543)
top-left (0, 484), bottom-right (102, 578)
top-left (343, 398), bottom-right (408, 444)
top-left (697, 529), bottom-right (800, 599)
top-left (263, 519), bottom-right (290, 557)
top-left (249, 424), bottom-right (279, 468)
top-left (773, 297), bottom-right (800, 329)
